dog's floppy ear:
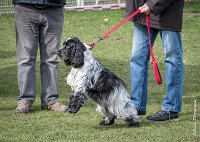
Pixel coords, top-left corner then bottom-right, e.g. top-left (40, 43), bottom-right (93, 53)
top-left (70, 42), bottom-right (86, 68)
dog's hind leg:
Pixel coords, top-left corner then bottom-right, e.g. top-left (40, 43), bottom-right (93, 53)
top-left (123, 102), bottom-right (139, 127)
top-left (96, 104), bottom-right (116, 126)
top-left (125, 117), bottom-right (139, 128)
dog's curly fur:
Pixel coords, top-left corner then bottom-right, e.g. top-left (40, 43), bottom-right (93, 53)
top-left (57, 37), bottom-right (139, 127)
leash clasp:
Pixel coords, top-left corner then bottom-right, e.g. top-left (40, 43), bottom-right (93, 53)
top-left (88, 37), bottom-right (104, 48)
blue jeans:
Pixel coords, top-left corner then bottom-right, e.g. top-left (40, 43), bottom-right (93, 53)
top-left (130, 23), bottom-right (184, 112)
top-left (15, 4), bottom-right (64, 106)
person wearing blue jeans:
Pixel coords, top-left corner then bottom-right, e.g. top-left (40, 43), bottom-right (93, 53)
top-left (125, 0), bottom-right (184, 121)
top-left (14, 0), bottom-right (68, 113)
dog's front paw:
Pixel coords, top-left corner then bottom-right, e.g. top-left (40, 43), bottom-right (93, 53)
top-left (68, 94), bottom-right (85, 114)
top-left (68, 101), bottom-right (81, 114)
top-left (68, 106), bottom-right (81, 114)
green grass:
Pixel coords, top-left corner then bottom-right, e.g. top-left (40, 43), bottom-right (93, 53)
top-left (184, 1), bottom-right (200, 13)
top-left (0, 2), bottom-right (200, 142)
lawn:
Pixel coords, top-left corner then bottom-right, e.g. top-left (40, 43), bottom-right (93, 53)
top-left (0, 2), bottom-right (200, 142)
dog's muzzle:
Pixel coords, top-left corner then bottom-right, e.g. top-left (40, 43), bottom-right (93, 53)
top-left (57, 48), bottom-right (64, 59)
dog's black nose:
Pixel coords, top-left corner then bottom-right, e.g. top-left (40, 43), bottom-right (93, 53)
top-left (57, 50), bottom-right (62, 58)
top-left (57, 48), bottom-right (63, 57)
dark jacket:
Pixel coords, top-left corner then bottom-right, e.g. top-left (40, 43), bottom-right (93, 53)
top-left (13, 0), bottom-right (65, 7)
top-left (125, 0), bottom-right (184, 32)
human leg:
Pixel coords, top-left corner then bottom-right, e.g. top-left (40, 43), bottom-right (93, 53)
top-left (147, 31), bottom-right (183, 121)
top-left (15, 4), bottom-right (40, 110)
top-left (130, 23), bottom-right (158, 112)
top-left (39, 7), bottom-right (67, 111)
top-left (161, 31), bottom-right (184, 112)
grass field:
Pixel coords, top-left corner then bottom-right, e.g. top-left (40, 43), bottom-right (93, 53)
top-left (0, 2), bottom-right (200, 142)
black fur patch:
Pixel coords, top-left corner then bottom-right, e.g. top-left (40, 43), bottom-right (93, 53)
top-left (87, 68), bottom-right (127, 103)
top-left (68, 92), bottom-right (87, 114)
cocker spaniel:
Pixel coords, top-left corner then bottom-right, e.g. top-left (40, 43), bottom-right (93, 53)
top-left (57, 37), bottom-right (139, 127)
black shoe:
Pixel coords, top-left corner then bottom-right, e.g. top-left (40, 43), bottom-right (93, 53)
top-left (137, 110), bottom-right (146, 116)
top-left (147, 111), bottom-right (179, 121)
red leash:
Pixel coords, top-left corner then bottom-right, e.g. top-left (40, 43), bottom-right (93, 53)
top-left (146, 15), bottom-right (162, 84)
top-left (88, 9), bottom-right (141, 47)
top-left (88, 10), bottom-right (162, 84)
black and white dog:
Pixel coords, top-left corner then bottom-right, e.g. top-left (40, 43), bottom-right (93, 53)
top-left (57, 37), bottom-right (139, 127)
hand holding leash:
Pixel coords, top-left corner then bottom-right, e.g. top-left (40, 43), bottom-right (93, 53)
top-left (139, 4), bottom-right (151, 15)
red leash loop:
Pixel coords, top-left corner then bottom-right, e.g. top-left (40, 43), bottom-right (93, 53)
top-left (146, 15), bottom-right (162, 84)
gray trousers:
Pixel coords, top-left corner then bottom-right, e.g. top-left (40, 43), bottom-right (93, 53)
top-left (15, 4), bottom-right (64, 106)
